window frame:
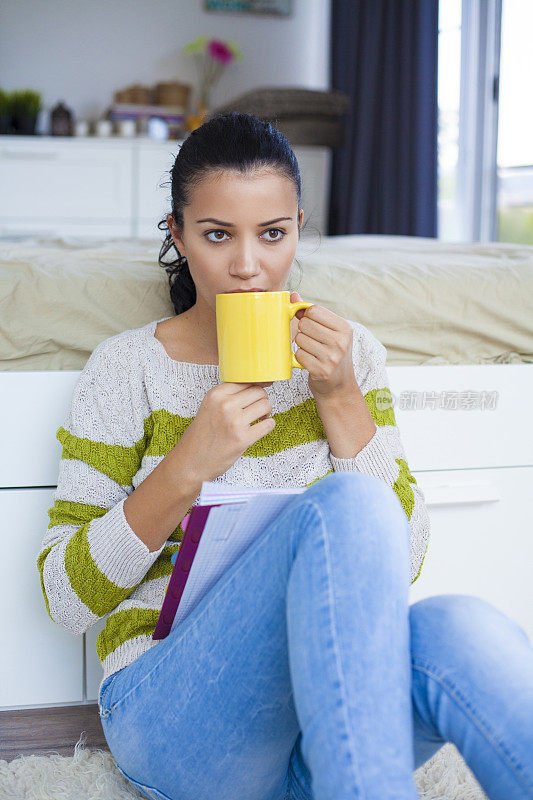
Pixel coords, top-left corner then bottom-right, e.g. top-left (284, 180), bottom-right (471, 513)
top-left (455, 0), bottom-right (502, 241)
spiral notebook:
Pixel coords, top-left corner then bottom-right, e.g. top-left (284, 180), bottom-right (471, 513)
top-left (152, 481), bottom-right (307, 640)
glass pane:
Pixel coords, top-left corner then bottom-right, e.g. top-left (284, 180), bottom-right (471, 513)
top-left (437, 0), bottom-right (462, 240)
top-left (497, 0), bottom-right (533, 244)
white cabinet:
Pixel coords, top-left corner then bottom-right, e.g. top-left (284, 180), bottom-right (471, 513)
top-left (0, 138), bottom-right (133, 237)
top-left (0, 136), bottom-right (332, 239)
top-left (0, 488), bottom-right (84, 710)
top-left (387, 364), bottom-right (532, 471)
top-left (0, 371), bottom-right (84, 710)
top-left (1, 363), bottom-right (531, 708)
top-left (0, 370), bottom-right (78, 488)
top-left (384, 363), bottom-right (533, 645)
top-left (409, 467), bottom-right (533, 644)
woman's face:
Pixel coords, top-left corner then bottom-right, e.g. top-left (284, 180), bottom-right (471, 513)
top-left (167, 167), bottom-right (303, 316)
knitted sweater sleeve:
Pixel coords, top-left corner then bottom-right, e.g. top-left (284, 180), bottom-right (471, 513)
top-left (328, 323), bottom-right (431, 585)
top-left (36, 338), bottom-right (166, 635)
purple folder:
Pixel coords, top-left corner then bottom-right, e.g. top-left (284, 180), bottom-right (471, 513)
top-left (152, 503), bottom-right (223, 640)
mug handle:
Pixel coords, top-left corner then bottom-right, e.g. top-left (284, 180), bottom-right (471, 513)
top-left (288, 300), bottom-right (314, 369)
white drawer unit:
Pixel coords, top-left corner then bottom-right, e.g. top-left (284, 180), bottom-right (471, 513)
top-left (0, 488), bottom-right (83, 710)
top-left (409, 467), bottom-right (533, 644)
top-left (1, 363), bottom-right (531, 708)
top-left (0, 136), bottom-right (332, 240)
top-left (388, 364), bottom-right (532, 470)
top-left (1, 370), bottom-right (80, 488)
top-left (0, 138), bottom-right (133, 237)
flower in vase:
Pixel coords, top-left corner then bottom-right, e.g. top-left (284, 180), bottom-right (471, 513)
top-left (208, 39), bottom-right (234, 64)
top-left (182, 36), bottom-right (244, 115)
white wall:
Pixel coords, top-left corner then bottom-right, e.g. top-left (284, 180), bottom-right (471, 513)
top-left (0, 0), bottom-right (331, 129)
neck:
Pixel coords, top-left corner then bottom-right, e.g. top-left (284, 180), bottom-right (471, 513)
top-left (182, 303), bottom-right (219, 358)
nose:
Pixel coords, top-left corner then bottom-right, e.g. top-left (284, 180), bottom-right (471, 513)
top-left (231, 239), bottom-right (261, 277)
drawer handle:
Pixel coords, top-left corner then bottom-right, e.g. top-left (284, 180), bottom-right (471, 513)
top-left (418, 482), bottom-right (501, 506)
top-left (0, 150), bottom-right (59, 159)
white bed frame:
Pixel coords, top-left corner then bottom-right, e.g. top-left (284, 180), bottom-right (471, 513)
top-left (1, 363), bottom-right (532, 711)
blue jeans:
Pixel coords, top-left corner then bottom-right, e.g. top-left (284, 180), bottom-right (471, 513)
top-left (98, 471), bottom-right (533, 800)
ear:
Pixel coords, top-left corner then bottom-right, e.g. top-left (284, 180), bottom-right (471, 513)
top-left (167, 213), bottom-right (186, 254)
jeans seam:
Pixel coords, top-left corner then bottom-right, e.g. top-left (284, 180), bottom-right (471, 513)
top-left (412, 661), bottom-right (533, 795)
top-left (104, 496), bottom-right (318, 718)
top-left (305, 498), bottom-right (363, 798)
top-left (99, 672), bottom-right (120, 718)
top-left (284, 770), bottom-right (292, 800)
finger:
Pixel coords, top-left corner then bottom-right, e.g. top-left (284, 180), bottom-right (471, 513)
top-left (303, 305), bottom-right (342, 331)
top-left (222, 382), bottom-right (267, 394)
top-left (295, 330), bottom-right (329, 360)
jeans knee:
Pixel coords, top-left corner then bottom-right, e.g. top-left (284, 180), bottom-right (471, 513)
top-left (310, 470), bottom-right (401, 512)
top-left (413, 593), bottom-right (502, 625)
top-left (316, 471), bottom-right (407, 531)
top-left (410, 594), bottom-right (530, 656)
top-left (411, 593), bottom-right (487, 631)
top-left (303, 471), bottom-right (410, 558)
top-left (410, 594), bottom-right (533, 704)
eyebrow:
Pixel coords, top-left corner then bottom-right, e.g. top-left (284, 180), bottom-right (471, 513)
top-left (195, 216), bottom-right (293, 226)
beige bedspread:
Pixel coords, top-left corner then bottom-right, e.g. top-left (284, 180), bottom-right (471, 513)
top-left (1, 233), bottom-right (532, 370)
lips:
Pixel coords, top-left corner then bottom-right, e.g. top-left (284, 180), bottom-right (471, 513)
top-left (228, 288), bottom-right (266, 292)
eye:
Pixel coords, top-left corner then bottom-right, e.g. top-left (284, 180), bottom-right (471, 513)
top-left (204, 229), bottom-right (229, 243)
top-left (261, 228), bottom-right (285, 242)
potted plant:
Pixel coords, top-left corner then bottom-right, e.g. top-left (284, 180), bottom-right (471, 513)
top-left (0, 89), bottom-right (14, 134)
top-left (11, 89), bottom-right (42, 135)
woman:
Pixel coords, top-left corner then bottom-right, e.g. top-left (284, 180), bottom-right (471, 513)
top-left (38, 112), bottom-right (533, 800)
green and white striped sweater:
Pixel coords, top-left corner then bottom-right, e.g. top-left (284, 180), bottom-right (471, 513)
top-left (37, 315), bottom-right (430, 698)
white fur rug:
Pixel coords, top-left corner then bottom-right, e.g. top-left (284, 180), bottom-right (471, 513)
top-left (0, 733), bottom-right (490, 800)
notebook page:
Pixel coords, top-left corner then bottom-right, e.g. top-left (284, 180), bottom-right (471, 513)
top-left (199, 480), bottom-right (307, 504)
top-left (180, 483), bottom-right (302, 534)
top-left (171, 488), bottom-right (306, 631)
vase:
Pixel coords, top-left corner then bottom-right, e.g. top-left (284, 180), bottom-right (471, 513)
top-left (185, 99), bottom-right (210, 133)
top-left (0, 113), bottom-right (13, 134)
top-left (13, 113), bottom-right (38, 135)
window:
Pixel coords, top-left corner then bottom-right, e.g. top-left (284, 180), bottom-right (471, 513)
top-left (437, 0), bottom-right (532, 244)
top-left (496, 0), bottom-right (533, 244)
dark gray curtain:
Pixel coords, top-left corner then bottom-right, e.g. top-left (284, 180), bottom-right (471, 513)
top-left (328, 0), bottom-right (439, 237)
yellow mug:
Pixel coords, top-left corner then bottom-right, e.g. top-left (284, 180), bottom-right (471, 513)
top-left (216, 290), bottom-right (314, 382)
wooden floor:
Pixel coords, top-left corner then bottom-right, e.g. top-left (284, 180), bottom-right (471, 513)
top-left (0, 704), bottom-right (110, 763)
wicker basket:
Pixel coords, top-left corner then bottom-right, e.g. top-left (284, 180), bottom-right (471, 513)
top-left (154, 82), bottom-right (191, 109)
top-left (113, 84), bottom-right (153, 105)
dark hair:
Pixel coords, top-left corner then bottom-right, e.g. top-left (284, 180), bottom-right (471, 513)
top-left (157, 112), bottom-right (317, 316)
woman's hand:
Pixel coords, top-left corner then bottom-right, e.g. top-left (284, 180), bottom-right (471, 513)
top-left (178, 382), bottom-right (275, 483)
top-left (290, 291), bottom-right (357, 400)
